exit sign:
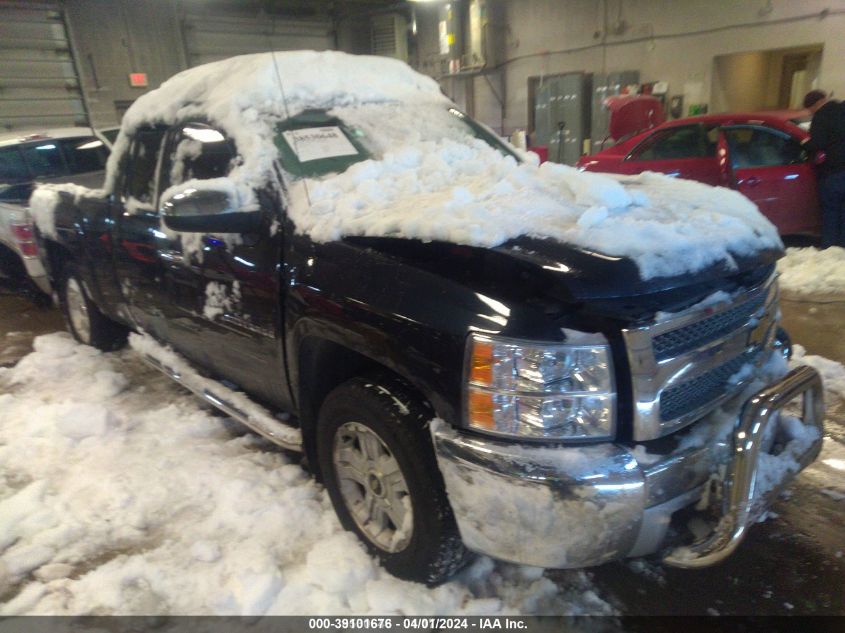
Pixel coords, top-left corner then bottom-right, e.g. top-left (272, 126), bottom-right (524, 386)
top-left (128, 72), bottom-right (148, 88)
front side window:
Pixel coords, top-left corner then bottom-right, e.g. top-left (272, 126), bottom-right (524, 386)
top-left (630, 125), bottom-right (711, 161)
top-left (158, 123), bottom-right (237, 196)
top-left (723, 126), bottom-right (807, 168)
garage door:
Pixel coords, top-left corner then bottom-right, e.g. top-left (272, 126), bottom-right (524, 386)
top-left (182, 11), bottom-right (333, 67)
top-left (0, 2), bottom-right (86, 132)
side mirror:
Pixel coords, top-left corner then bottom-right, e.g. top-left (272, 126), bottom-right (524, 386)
top-left (160, 184), bottom-right (262, 234)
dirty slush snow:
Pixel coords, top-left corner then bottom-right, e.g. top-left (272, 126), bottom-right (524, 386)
top-left (31, 50), bottom-right (781, 281)
top-left (0, 334), bottom-right (612, 615)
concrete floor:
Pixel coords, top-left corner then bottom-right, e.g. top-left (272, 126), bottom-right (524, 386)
top-left (0, 280), bottom-right (63, 367)
top-left (0, 281), bottom-right (843, 615)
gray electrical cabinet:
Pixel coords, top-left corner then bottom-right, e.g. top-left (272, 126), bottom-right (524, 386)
top-left (534, 73), bottom-right (592, 165)
top-left (591, 70), bottom-right (640, 151)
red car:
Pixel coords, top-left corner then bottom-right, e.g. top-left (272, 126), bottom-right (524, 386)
top-left (577, 110), bottom-right (820, 236)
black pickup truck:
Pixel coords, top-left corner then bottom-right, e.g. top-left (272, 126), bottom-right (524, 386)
top-left (33, 51), bottom-right (824, 585)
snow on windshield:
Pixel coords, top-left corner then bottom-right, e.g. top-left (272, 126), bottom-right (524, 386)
top-left (289, 102), bottom-right (781, 280)
top-left (106, 50), bottom-right (781, 281)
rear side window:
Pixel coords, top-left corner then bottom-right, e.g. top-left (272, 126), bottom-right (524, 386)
top-left (630, 125), bottom-right (712, 161)
top-left (123, 127), bottom-right (166, 212)
top-left (723, 126), bottom-right (807, 168)
top-left (60, 137), bottom-right (107, 174)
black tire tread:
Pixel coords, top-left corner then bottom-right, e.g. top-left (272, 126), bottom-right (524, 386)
top-left (60, 262), bottom-right (128, 351)
top-left (316, 372), bottom-right (469, 585)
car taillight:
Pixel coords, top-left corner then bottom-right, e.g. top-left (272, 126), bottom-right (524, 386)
top-left (11, 222), bottom-right (38, 258)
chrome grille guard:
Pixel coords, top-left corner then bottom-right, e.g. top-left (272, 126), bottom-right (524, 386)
top-left (663, 365), bottom-right (824, 567)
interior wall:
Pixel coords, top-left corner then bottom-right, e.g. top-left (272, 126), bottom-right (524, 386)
top-left (64, 0), bottom-right (186, 129)
top-left (411, 0), bottom-right (845, 135)
top-left (63, 0), bottom-right (360, 129)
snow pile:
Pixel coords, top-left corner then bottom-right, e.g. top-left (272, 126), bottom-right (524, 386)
top-left (28, 183), bottom-right (97, 240)
top-left (0, 333), bottom-right (612, 615)
top-left (777, 247), bottom-right (845, 295)
top-left (791, 344), bottom-right (845, 400)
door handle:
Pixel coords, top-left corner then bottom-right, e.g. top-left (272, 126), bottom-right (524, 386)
top-left (745, 176), bottom-right (761, 186)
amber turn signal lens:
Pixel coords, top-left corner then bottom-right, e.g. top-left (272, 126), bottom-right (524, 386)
top-left (468, 389), bottom-right (495, 430)
top-left (470, 339), bottom-right (494, 386)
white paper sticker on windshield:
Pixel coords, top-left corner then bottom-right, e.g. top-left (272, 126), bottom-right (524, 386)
top-left (282, 127), bottom-right (359, 163)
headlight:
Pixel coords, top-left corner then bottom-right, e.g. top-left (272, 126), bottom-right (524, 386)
top-left (465, 332), bottom-right (616, 441)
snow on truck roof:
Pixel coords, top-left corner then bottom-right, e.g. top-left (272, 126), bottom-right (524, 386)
top-left (120, 50), bottom-right (444, 128)
top-left (99, 50), bottom-right (780, 281)
top-left (105, 51), bottom-right (447, 192)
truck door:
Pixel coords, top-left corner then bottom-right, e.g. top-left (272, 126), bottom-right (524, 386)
top-left (722, 125), bottom-right (820, 235)
top-left (112, 126), bottom-right (170, 340)
top-left (153, 122), bottom-right (288, 408)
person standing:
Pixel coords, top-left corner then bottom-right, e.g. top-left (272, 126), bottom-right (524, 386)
top-left (803, 90), bottom-right (845, 248)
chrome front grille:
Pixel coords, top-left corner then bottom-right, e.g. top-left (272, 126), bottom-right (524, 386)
top-left (658, 348), bottom-right (762, 421)
top-left (652, 293), bottom-right (767, 361)
top-left (623, 272), bottom-right (779, 441)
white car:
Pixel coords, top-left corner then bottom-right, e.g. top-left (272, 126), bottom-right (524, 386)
top-left (0, 127), bottom-right (112, 294)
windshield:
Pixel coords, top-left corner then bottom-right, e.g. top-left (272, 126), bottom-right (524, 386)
top-left (274, 104), bottom-right (516, 179)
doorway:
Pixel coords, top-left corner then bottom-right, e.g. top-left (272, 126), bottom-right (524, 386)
top-left (711, 44), bottom-right (823, 113)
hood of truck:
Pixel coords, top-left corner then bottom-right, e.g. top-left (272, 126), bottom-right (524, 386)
top-left (345, 234), bottom-right (782, 316)
top-left (493, 235), bottom-right (781, 298)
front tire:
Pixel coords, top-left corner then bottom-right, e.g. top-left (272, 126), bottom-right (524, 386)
top-left (60, 263), bottom-right (127, 351)
top-left (317, 374), bottom-right (469, 585)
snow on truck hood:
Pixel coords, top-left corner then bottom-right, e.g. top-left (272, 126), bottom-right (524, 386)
top-left (106, 51), bottom-right (781, 281)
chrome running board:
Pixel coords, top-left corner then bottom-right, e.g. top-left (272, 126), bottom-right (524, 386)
top-left (140, 352), bottom-right (303, 453)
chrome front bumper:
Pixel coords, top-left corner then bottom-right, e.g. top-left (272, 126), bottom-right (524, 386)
top-left (432, 366), bottom-right (824, 569)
